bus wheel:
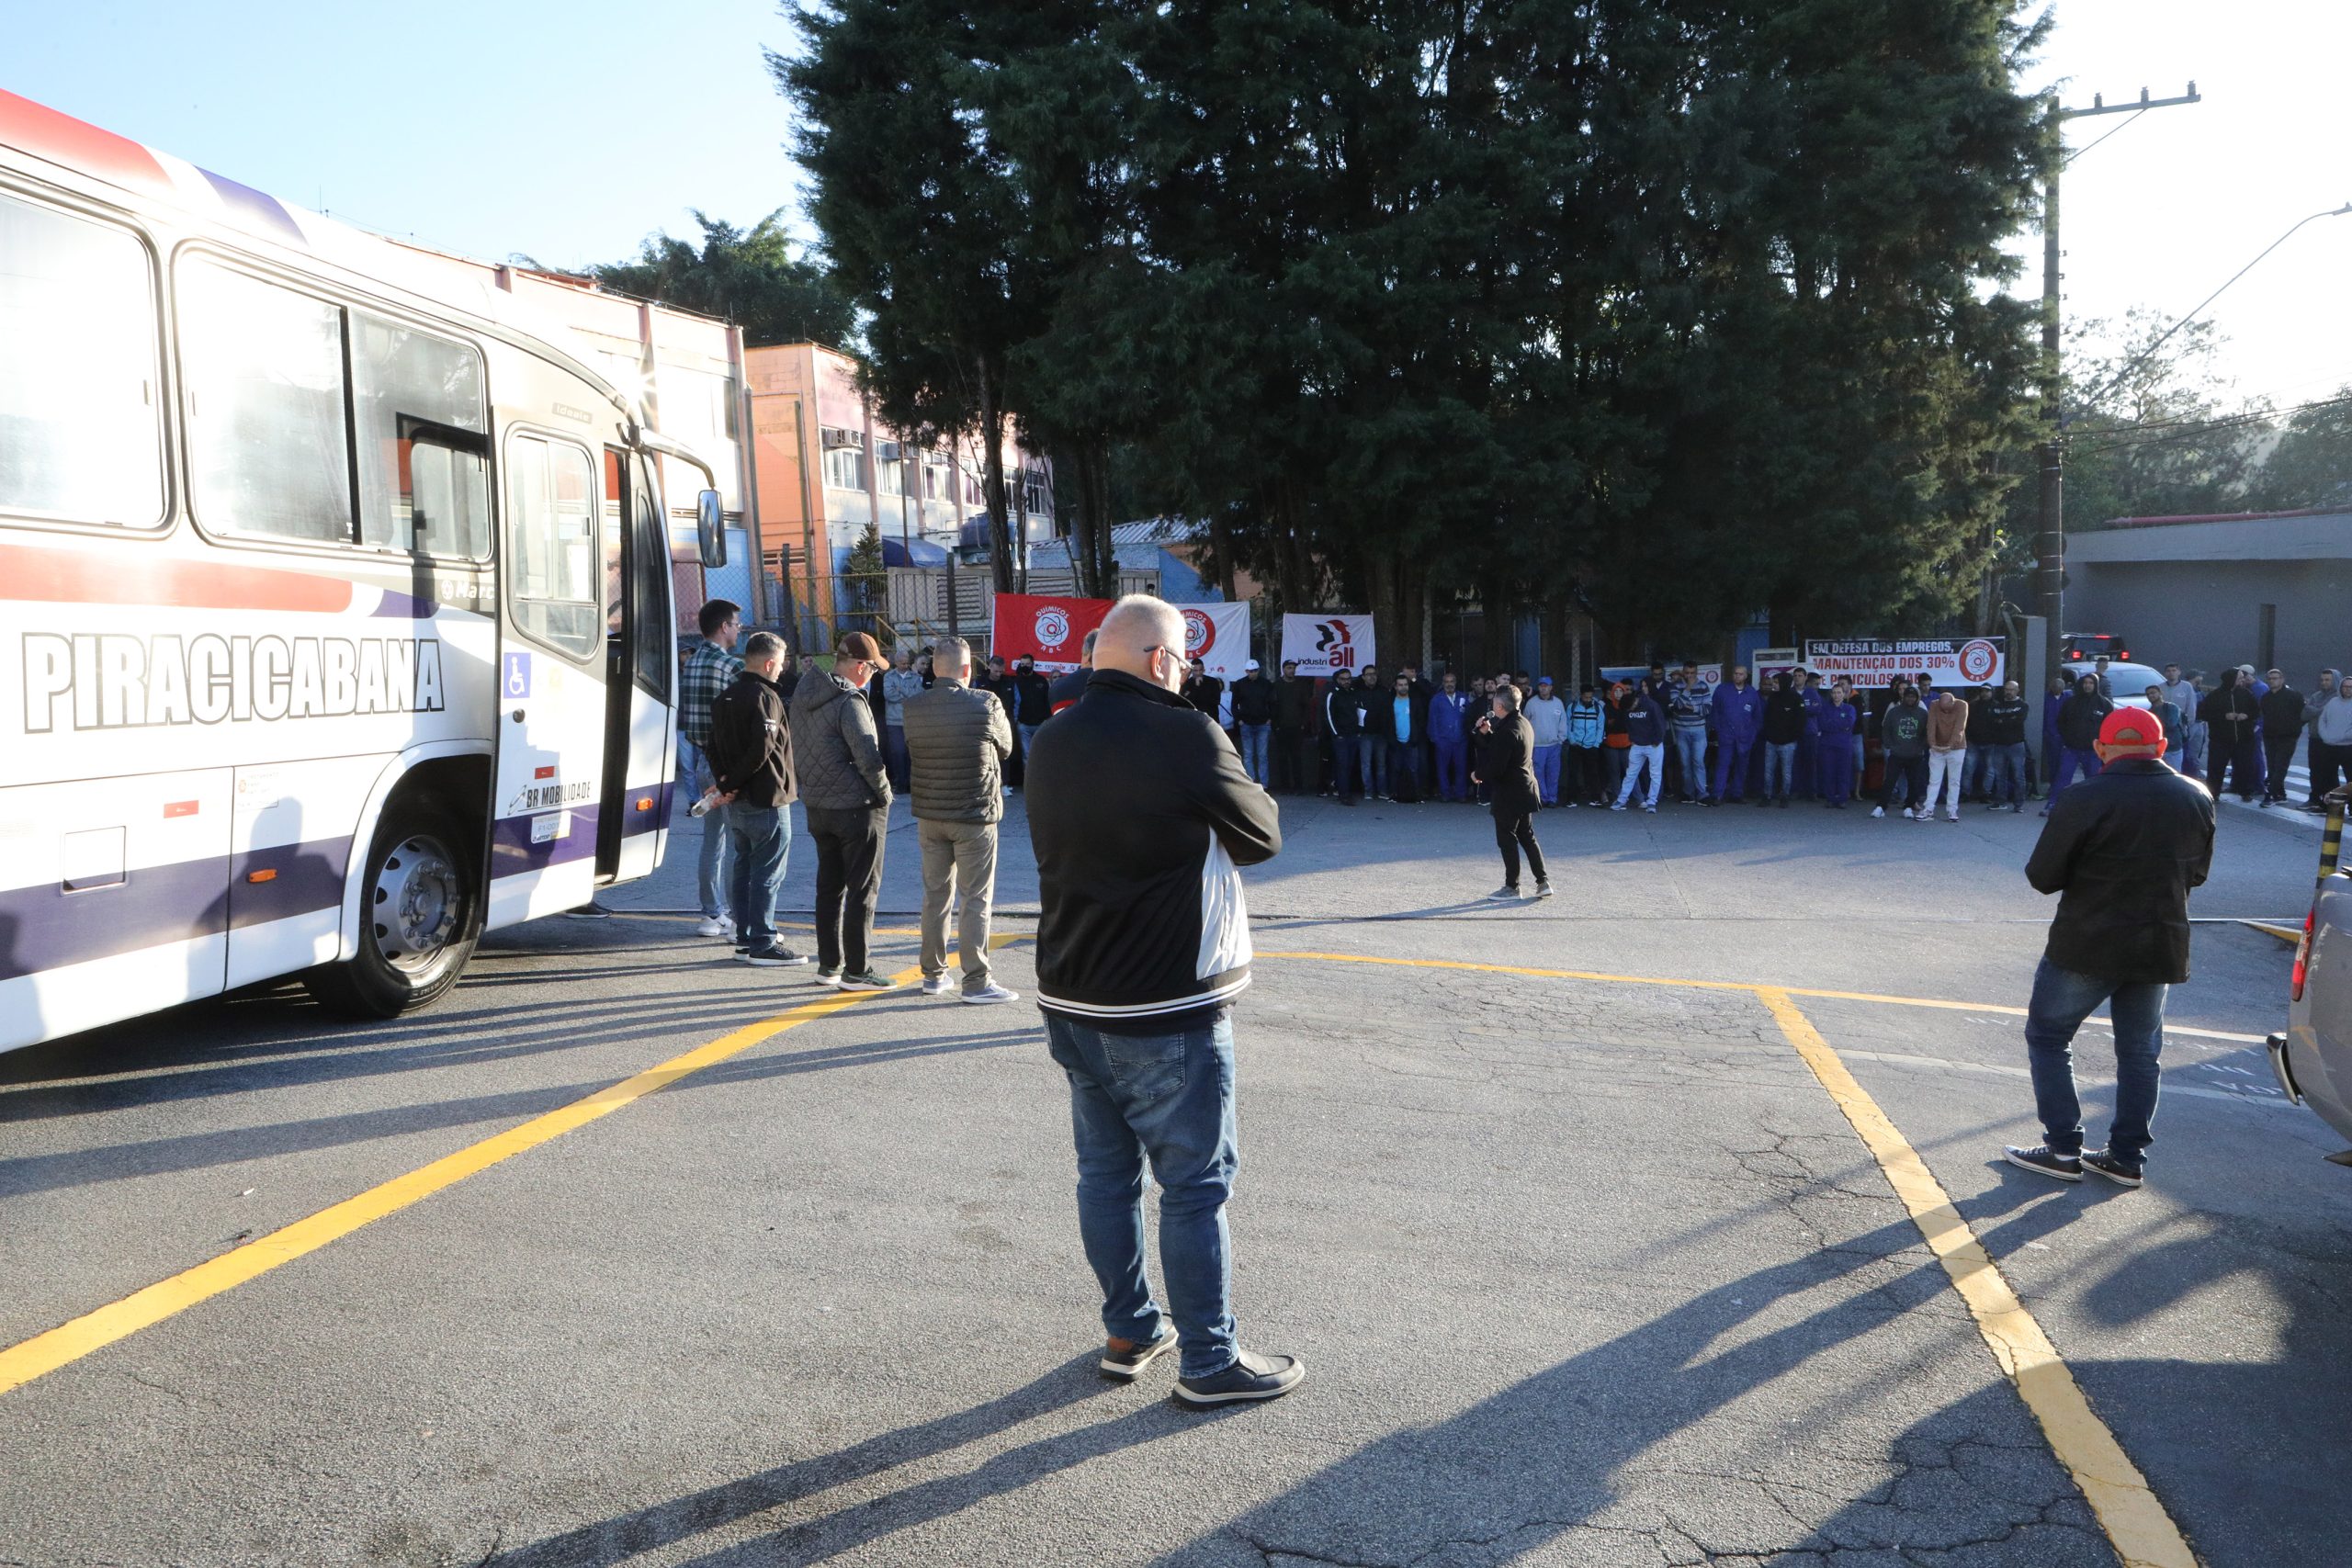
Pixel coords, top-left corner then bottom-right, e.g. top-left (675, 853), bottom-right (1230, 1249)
top-left (304, 795), bottom-right (480, 1018)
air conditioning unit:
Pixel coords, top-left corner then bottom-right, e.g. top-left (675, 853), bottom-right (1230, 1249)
top-left (876, 441), bottom-right (902, 463)
top-left (820, 426), bottom-right (866, 451)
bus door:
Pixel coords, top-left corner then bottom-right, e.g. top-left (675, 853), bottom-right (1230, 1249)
top-left (597, 448), bottom-right (676, 883)
top-left (488, 430), bottom-right (608, 926)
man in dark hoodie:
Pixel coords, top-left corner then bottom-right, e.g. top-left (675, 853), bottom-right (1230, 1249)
top-left (1760, 671), bottom-right (1808, 807)
top-left (1871, 686), bottom-right (1931, 821)
top-left (2199, 667), bottom-right (2262, 802)
top-left (707, 632), bottom-right (803, 968)
top-left (787, 631), bottom-right (897, 990)
top-left (2042, 674), bottom-right (2114, 815)
top-left (1322, 669), bottom-right (1363, 801)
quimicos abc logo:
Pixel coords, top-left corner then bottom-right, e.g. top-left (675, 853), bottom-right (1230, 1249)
top-left (1182, 608), bottom-right (1216, 659)
top-left (1034, 606), bottom-right (1071, 649)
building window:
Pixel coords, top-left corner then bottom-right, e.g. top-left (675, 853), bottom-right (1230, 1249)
top-left (1022, 471), bottom-right (1051, 517)
top-left (822, 445), bottom-right (866, 491)
top-left (0, 192), bottom-right (165, 528)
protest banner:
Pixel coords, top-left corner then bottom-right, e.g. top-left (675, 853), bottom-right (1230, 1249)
top-left (990, 593), bottom-right (1114, 672)
top-left (1179, 603), bottom-right (1253, 681)
top-left (1281, 613), bottom-right (1375, 676)
top-left (1601, 663), bottom-right (1722, 690)
top-left (1802, 637), bottom-right (2006, 689)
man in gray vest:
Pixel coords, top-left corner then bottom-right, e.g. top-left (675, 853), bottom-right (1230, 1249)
top-left (902, 637), bottom-right (1018, 1003)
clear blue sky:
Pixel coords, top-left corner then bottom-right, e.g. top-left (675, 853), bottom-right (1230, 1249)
top-left (13, 1), bottom-right (2348, 410)
top-left (10, 0), bottom-right (809, 269)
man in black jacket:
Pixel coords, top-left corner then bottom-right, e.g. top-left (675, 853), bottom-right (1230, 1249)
top-left (707, 633), bottom-right (804, 968)
top-left (2259, 668), bottom-right (2304, 806)
top-left (2005, 708), bottom-right (2214, 1188)
top-left (2199, 669), bottom-right (2262, 802)
top-left (1272, 659), bottom-right (1315, 794)
top-left (1229, 659), bottom-right (1277, 787)
top-left (1026, 595), bottom-right (1300, 1407)
top-left (1321, 669), bottom-right (1363, 802)
top-left (1475, 682), bottom-right (1550, 897)
top-left (2041, 674), bottom-right (2114, 815)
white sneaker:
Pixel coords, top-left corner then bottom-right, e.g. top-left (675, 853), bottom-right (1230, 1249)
top-left (1871, 806), bottom-right (1886, 818)
top-left (1944, 811), bottom-right (1961, 823)
top-left (1610, 802), bottom-right (1627, 812)
top-left (961, 983), bottom-right (1021, 1005)
top-left (921, 974), bottom-right (956, 997)
top-left (1901, 807), bottom-right (1917, 820)
top-left (695, 915), bottom-right (734, 939)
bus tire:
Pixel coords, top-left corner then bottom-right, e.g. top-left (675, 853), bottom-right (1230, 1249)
top-left (303, 793), bottom-right (481, 1019)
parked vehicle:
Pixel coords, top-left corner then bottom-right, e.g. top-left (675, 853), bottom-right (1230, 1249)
top-left (2060, 631), bottom-right (2132, 662)
top-left (2062, 660), bottom-right (2165, 708)
top-left (2269, 792), bottom-right (2352, 1163)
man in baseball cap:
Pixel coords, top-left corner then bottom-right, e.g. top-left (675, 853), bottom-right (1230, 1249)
top-left (2004, 705), bottom-right (2213, 1189)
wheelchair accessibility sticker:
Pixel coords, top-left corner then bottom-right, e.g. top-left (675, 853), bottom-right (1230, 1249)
top-left (503, 652), bottom-right (532, 700)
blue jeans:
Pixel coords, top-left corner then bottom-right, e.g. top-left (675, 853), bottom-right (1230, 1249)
top-left (1764, 740), bottom-right (1799, 799)
top-left (1434, 739), bottom-right (1469, 801)
top-left (1985, 741), bottom-right (2026, 806)
top-left (1330, 735), bottom-right (1360, 796)
top-left (2023, 957), bottom-right (2166, 1167)
top-left (678, 735), bottom-right (730, 919)
top-left (1532, 743), bottom-right (1562, 805)
top-left (1044, 1012), bottom-right (1239, 1379)
top-left (1361, 735), bottom-right (1388, 796)
top-left (1388, 738), bottom-right (1424, 800)
top-left (724, 801), bottom-right (790, 950)
top-left (883, 723), bottom-right (910, 795)
top-left (1712, 736), bottom-right (1755, 800)
top-left (1238, 722), bottom-right (1271, 784)
top-left (1669, 728), bottom-right (1706, 799)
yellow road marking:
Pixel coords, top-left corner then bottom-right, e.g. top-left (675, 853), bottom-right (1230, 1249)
top-left (1755, 988), bottom-right (2197, 1568)
top-left (2240, 919), bottom-right (2301, 945)
top-left (0, 951), bottom-right (983, 1398)
top-left (1252, 950), bottom-right (2266, 1042)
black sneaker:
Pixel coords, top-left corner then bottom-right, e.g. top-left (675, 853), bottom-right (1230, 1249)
top-left (739, 944), bottom-right (810, 968)
top-left (1172, 1349), bottom-right (1306, 1407)
top-left (2082, 1150), bottom-right (2143, 1188)
top-left (1100, 1321), bottom-right (1178, 1381)
top-left (835, 969), bottom-right (899, 992)
top-left (2003, 1144), bottom-right (2082, 1182)
top-left (814, 966), bottom-right (842, 988)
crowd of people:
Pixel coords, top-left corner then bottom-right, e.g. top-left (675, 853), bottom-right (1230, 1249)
top-left (668, 594), bottom-right (2277, 1403)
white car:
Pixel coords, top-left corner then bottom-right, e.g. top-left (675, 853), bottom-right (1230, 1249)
top-left (2270, 795), bottom-right (2352, 1164)
top-left (2062, 660), bottom-right (2165, 709)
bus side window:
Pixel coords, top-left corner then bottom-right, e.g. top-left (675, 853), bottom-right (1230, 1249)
top-left (353, 312), bottom-right (487, 558)
top-left (0, 190), bottom-right (166, 528)
top-left (506, 434), bottom-right (601, 660)
top-left (178, 259), bottom-right (354, 545)
top-left (630, 456), bottom-right (672, 699)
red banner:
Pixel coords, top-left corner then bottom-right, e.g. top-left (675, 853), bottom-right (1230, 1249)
top-left (990, 593), bottom-right (1114, 672)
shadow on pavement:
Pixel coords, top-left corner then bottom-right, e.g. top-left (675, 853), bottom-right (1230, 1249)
top-left (487, 1355), bottom-right (1139, 1568)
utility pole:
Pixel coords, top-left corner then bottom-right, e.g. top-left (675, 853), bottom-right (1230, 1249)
top-left (2035, 83), bottom-right (2199, 683)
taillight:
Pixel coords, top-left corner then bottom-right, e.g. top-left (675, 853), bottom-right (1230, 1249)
top-left (2292, 906), bottom-right (2315, 1001)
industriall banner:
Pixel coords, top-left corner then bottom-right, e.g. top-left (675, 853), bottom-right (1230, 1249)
top-left (990, 594), bottom-right (1114, 672)
top-left (1280, 614), bottom-right (1376, 677)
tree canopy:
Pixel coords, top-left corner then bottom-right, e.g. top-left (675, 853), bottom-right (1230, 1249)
top-left (582, 209), bottom-right (854, 349)
top-left (781, 0), bottom-right (2056, 660)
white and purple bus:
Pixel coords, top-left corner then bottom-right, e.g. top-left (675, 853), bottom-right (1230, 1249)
top-left (0, 89), bottom-right (724, 1050)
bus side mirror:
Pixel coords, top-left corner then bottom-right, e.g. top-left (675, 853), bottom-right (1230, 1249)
top-left (696, 490), bottom-right (726, 569)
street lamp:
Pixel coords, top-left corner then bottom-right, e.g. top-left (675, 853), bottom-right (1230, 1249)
top-left (2075, 202), bottom-right (2352, 414)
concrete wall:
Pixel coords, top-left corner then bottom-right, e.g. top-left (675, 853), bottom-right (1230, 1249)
top-left (2067, 556), bottom-right (2352, 681)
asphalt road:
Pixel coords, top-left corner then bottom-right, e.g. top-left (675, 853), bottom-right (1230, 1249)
top-left (3, 792), bottom-right (2346, 1567)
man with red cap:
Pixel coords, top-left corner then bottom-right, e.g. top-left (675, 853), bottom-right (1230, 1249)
top-left (2005, 708), bottom-right (2213, 1188)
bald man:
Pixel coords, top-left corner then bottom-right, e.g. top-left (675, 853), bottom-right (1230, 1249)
top-left (1025, 594), bottom-right (1301, 1405)
top-left (2004, 708), bottom-right (2213, 1190)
